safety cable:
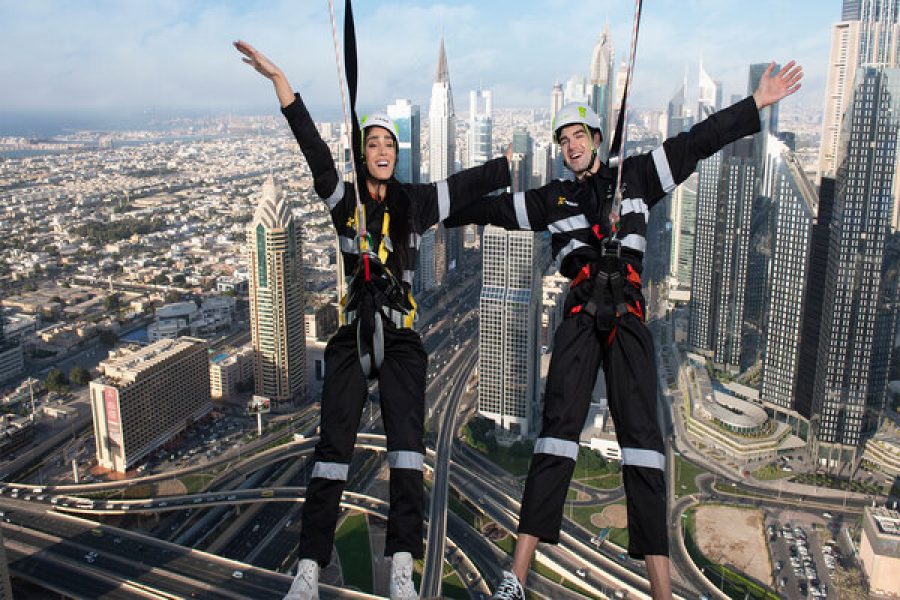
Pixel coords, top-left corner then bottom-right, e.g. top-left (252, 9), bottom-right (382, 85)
top-left (326, 0), bottom-right (366, 238)
top-left (609, 0), bottom-right (643, 232)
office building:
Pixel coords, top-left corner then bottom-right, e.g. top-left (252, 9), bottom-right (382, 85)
top-left (247, 176), bottom-right (306, 404)
top-left (812, 67), bottom-right (900, 463)
top-left (859, 506), bottom-right (900, 595)
top-left (429, 37), bottom-right (458, 284)
top-left (758, 137), bottom-right (816, 410)
top-left (89, 337), bottom-right (211, 473)
top-left (478, 226), bottom-right (548, 436)
top-left (511, 127), bottom-right (533, 193)
top-left (386, 99), bottom-right (421, 184)
top-left (209, 346), bottom-right (254, 400)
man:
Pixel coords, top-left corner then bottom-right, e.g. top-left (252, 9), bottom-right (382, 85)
top-left (446, 60), bottom-right (802, 599)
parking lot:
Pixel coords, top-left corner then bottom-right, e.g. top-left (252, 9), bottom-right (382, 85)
top-left (766, 512), bottom-right (841, 599)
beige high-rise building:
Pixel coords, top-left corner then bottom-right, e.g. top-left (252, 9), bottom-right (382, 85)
top-left (247, 176), bottom-right (306, 404)
top-left (860, 506), bottom-right (900, 595)
top-left (819, 20), bottom-right (861, 180)
top-left (89, 337), bottom-right (211, 473)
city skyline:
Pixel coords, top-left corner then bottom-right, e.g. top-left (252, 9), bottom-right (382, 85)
top-left (1, 1), bottom-right (835, 134)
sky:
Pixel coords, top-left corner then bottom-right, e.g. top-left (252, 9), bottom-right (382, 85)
top-left (0, 1), bottom-right (836, 128)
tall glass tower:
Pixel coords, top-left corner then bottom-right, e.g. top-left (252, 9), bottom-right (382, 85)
top-left (247, 176), bottom-right (306, 404)
top-left (812, 67), bottom-right (900, 463)
top-left (478, 226), bottom-right (548, 436)
top-left (387, 99), bottom-right (421, 184)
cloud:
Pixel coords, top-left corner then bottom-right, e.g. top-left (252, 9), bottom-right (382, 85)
top-left (0, 0), bottom-right (833, 121)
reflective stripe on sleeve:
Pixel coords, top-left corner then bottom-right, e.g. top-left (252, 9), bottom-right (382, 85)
top-left (556, 238), bottom-right (589, 263)
top-left (651, 146), bottom-right (676, 193)
top-left (548, 214), bottom-right (590, 234)
top-left (514, 192), bottom-right (531, 230)
top-left (437, 180), bottom-right (451, 222)
top-left (323, 177), bottom-right (345, 211)
top-left (620, 198), bottom-right (649, 223)
top-left (619, 233), bottom-right (647, 253)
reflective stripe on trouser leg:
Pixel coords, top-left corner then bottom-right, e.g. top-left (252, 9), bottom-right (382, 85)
top-left (518, 315), bottom-right (603, 543)
top-left (604, 312), bottom-right (668, 558)
top-left (377, 325), bottom-right (427, 558)
top-left (298, 325), bottom-right (368, 567)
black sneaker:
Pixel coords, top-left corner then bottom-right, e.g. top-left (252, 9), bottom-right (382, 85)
top-left (491, 570), bottom-right (525, 600)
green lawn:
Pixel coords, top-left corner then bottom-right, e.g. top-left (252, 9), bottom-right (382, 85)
top-left (606, 527), bottom-right (629, 549)
top-left (752, 464), bottom-right (793, 481)
top-left (334, 513), bottom-right (373, 593)
top-left (180, 473), bottom-right (216, 494)
top-left (577, 473), bottom-right (623, 490)
top-left (674, 455), bottom-right (706, 497)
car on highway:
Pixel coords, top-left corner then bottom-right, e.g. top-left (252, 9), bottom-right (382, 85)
top-left (575, 568), bottom-right (587, 578)
top-left (232, 570), bottom-right (243, 579)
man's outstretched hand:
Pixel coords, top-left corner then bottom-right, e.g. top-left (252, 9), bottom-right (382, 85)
top-left (753, 60), bottom-right (803, 109)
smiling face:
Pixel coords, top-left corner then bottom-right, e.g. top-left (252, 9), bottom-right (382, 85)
top-left (558, 124), bottom-right (602, 178)
top-left (364, 126), bottom-right (397, 181)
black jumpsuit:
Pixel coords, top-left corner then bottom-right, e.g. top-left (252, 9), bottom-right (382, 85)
top-left (281, 94), bottom-right (510, 565)
top-left (446, 96), bottom-right (761, 558)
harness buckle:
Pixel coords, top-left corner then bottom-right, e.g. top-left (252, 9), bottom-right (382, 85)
top-left (600, 238), bottom-right (621, 258)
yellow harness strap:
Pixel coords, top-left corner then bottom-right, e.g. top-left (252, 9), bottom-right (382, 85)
top-left (340, 200), bottom-right (416, 328)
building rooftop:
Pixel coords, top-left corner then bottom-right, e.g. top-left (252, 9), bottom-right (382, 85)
top-left (870, 507), bottom-right (900, 538)
top-left (99, 337), bottom-right (204, 383)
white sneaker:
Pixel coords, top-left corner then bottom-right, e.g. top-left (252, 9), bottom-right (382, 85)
top-left (284, 558), bottom-right (319, 600)
top-left (389, 551), bottom-right (418, 600)
top-left (491, 570), bottom-right (525, 600)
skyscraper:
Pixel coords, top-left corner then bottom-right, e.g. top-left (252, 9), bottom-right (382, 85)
top-left (820, 21), bottom-right (862, 179)
top-left (467, 88), bottom-right (493, 168)
top-left (670, 172), bottom-right (698, 290)
top-left (794, 179), bottom-right (836, 422)
top-left (858, 0), bottom-right (900, 66)
top-left (478, 226), bottom-right (547, 436)
top-left (415, 229), bottom-right (437, 293)
top-left (697, 61), bottom-right (718, 119)
top-left (589, 23), bottom-right (615, 146)
top-left (748, 63), bottom-right (780, 135)
top-left (386, 98), bottom-right (421, 184)
top-left (688, 138), bottom-right (757, 370)
top-left (511, 127), bottom-right (533, 193)
top-left (758, 138), bottom-right (816, 410)
top-left (429, 37), bottom-right (457, 283)
top-left (247, 176), bottom-right (306, 404)
top-left (430, 37), bottom-right (456, 181)
top-left (812, 67), bottom-right (900, 463)
top-left (666, 74), bottom-right (692, 138)
top-left (550, 82), bottom-right (565, 177)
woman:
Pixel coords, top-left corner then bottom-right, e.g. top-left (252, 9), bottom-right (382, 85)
top-left (235, 40), bottom-right (510, 600)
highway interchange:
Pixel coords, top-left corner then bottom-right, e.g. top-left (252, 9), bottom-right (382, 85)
top-left (0, 267), bottom-right (877, 599)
